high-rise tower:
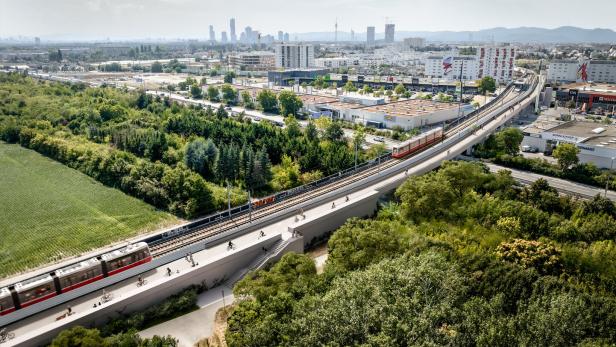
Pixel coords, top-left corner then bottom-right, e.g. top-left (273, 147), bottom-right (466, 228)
top-left (230, 18), bottom-right (237, 43)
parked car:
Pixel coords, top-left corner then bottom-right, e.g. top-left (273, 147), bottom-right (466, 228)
top-left (521, 145), bottom-right (539, 153)
top-left (373, 136), bottom-right (385, 143)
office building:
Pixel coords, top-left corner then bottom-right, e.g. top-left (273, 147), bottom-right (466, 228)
top-left (209, 25), bottom-right (215, 41)
top-left (385, 24), bottom-right (395, 43)
top-left (230, 51), bottom-right (275, 71)
top-left (366, 26), bottom-right (375, 46)
top-left (278, 31), bottom-right (284, 41)
top-left (34, 37), bottom-right (40, 46)
top-left (221, 31), bottom-right (228, 43)
top-left (230, 18), bottom-right (237, 43)
top-left (275, 43), bottom-right (315, 68)
top-left (283, 32), bottom-right (290, 42)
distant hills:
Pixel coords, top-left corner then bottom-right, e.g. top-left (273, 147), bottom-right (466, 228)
top-left (294, 26), bottom-right (616, 44)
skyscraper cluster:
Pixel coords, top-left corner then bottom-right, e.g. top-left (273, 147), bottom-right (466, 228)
top-left (207, 18), bottom-right (289, 45)
top-left (365, 23), bottom-right (396, 46)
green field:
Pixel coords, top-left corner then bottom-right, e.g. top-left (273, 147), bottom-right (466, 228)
top-left (0, 143), bottom-right (178, 279)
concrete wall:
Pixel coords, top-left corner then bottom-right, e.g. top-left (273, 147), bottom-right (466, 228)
top-left (288, 190), bottom-right (380, 247)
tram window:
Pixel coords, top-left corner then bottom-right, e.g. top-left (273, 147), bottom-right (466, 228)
top-left (108, 255), bottom-right (133, 271)
top-left (0, 296), bottom-right (14, 310)
top-left (19, 283), bottom-right (54, 303)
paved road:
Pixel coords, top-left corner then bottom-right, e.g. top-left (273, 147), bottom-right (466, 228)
top-left (484, 162), bottom-right (616, 201)
top-left (138, 285), bottom-right (234, 347)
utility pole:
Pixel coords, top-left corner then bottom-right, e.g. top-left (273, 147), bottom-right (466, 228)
top-left (227, 181), bottom-right (231, 217)
top-left (354, 139), bottom-right (358, 171)
top-left (457, 59), bottom-right (464, 119)
top-left (248, 190), bottom-right (252, 223)
top-left (606, 157), bottom-right (615, 197)
top-left (535, 59), bottom-right (543, 114)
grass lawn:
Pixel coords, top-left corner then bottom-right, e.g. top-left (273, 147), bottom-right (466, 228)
top-left (0, 143), bottom-right (179, 279)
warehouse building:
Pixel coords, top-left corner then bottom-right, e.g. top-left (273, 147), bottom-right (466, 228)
top-left (522, 121), bottom-right (616, 168)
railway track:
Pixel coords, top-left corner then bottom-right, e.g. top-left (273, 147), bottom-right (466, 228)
top-left (150, 79), bottom-right (531, 257)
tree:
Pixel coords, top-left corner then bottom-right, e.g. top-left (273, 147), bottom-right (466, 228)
top-left (478, 76), bottom-right (497, 94)
top-left (394, 83), bottom-right (406, 95)
top-left (221, 84), bottom-right (238, 105)
top-left (496, 239), bottom-right (561, 275)
top-left (150, 61), bottom-right (163, 73)
top-left (495, 127), bottom-right (524, 155)
top-left (224, 71), bottom-right (236, 84)
top-left (185, 138), bottom-right (218, 177)
top-left (362, 85), bottom-right (374, 94)
top-left (190, 85), bottom-right (203, 99)
top-left (240, 90), bottom-right (254, 109)
top-left (271, 155), bottom-right (301, 190)
top-left (50, 326), bottom-right (105, 347)
top-left (324, 121), bottom-right (344, 143)
top-left (277, 90), bottom-right (303, 116)
top-left (553, 143), bottom-right (580, 170)
top-left (207, 85), bottom-right (219, 101)
top-left (256, 89), bottom-right (278, 113)
top-left (343, 81), bottom-right (357, 93)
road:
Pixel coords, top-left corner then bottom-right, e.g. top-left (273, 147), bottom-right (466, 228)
top-left (483, 162), bottom-right (616, 201)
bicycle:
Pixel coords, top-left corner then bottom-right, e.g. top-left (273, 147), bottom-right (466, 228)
top-left (0, 329), bottom-right (15, 343)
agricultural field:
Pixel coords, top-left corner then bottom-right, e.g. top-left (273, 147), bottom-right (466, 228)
top-left (0, 143), bottom-right (178, 279)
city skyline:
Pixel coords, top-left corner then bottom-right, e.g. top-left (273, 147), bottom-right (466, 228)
top-left (2, 0), bottom-right (616, 40)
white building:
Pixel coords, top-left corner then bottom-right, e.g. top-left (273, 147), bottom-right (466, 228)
top-left (230, 51), bottom-right (275, 71)
top-left (547, 60), bottom-right (580, 82)
top-left (425, 56), bottom-right (479, 81)
top-left (424, 46), bottom-right (516, 83)
top-left (522, 121), bottom-right (616, 169)
top-left (548, 60), bottom-right (616, 83)
top-left (477, 46), bottom-right (516, 82)
top-left (275, 43), bottom-right (315, 69)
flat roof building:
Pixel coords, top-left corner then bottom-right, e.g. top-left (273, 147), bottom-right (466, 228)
top-left (230, 51), bottom-right (275, 71)
top-left (522, 120), bottom-right (616, 168)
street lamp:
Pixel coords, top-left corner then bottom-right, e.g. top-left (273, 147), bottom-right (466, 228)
top-left (605, 157), bottom-right (615, 197)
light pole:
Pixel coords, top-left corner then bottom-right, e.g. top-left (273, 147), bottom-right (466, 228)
top-left (605, 157), bottom-right (615, 197)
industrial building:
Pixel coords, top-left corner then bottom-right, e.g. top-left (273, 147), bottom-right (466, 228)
top-left (275, 43), bottom-right (315, 69)
top-left (301, 92), bottom-right (472, 130)
top-left (229, 51), bottom-right (275, 71)
top-left (522, 121), bottom-right (616, 169)
top-left (547, 60), bottom-right (616, 83)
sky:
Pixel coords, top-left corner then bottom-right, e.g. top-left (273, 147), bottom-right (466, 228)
top-left (2, 0), bottom-right (616, 40)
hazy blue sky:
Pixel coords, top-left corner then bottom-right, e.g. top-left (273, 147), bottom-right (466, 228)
top-left (2, 0), bottom-right (616, 39)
